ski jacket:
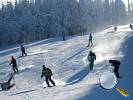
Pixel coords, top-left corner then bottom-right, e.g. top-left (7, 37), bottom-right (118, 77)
top-left (88, 52), bottom-right (96, 61)
top-left (109, 60), bottom-right (120, 67)
top-left (10, 58), bottom-right (17, 66)
top-left (21, 46), bottom-right (25, 52)
top-left (41, 67), bottom-right (53, 77)
top-left (89, 34), bottom-right (92, 40)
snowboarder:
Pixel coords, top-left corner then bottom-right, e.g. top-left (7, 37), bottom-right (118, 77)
top-left (129, 24), bottom-right (133, 30)
top-left (9, 56), bottom-right (19, 74)
top-left (41, 65), bottom-right (55, 87)
top-left (21, 45), bottom-right (27, 57)
top-left (88, 51), bottom-right (96, 70)
top-left (87, 33), bottom-right (93, 47)
top-left (114, 26), bottom-right (117, 32)
top-left (0, 73), bottom-right (15, 91)
top-left (109, 60), bottom-right (121, 78)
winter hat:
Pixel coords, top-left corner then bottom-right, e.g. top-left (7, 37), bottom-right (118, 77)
top-left (43, 65), bottom-right (46, 68)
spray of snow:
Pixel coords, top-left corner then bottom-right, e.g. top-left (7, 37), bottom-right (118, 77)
top-left (19, 65), bottom-right (35, 71)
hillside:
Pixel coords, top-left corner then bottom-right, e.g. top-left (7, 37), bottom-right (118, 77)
top-left (0, 25), bottom-right (133, 100)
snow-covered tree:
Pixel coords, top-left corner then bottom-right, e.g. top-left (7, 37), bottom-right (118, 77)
top-left (0, 0), bottom-right (128, 47)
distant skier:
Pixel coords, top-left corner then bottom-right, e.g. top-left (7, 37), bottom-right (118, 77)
top-left (109, 60), bottom-right (121, 78)
top-left (41, 65), bottom-right (55, 87)
top-left (114, 26), bottom-right (117, 32)
top-left (9, 56), bottom-right (19, 74)
top-left (87, 33), bottom-right (93, 47)
top-left (0, 73), bottom-right (15, 91)
top-left (88, 51), bottom-right (96, 70)
top-left (129, 24), bottom-right (133, 30)
top-left (21, 45), bottom-right (27, 57)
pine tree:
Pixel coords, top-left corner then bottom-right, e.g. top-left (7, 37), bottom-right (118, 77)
top-left (0, 0), bottom-right (128, 47)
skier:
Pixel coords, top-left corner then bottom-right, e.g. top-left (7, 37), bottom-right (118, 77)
top-left (41, 65), bottom-right (55, 87)
top-left (88, 51), bottom-right (96, 70)
top-left (0, 73), bottom-right (15, 91)
top-left (9, 56), bottom-right (19, 74)
top-left (114, 26), bottom-right (117, 32)
top-left (129, 24), bottom-right (133, 30)
top-left (87, 33), bottom-right (93, 47)
top-left (21, 45), bottom-right (27, 57)
top-left (109, 60), bottom-right (121, 78)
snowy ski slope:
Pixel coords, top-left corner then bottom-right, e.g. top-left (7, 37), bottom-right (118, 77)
top-left (0, 25), bottom-right (133, 100)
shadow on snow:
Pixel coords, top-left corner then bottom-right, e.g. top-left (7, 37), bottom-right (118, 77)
top-left (62, 47), bottom-right (88, 64)
top-left (66, 66), bottom-right (90, 86)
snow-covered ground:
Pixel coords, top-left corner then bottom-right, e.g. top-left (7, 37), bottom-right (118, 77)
top-left (0, 25), bottom-right (133, 100)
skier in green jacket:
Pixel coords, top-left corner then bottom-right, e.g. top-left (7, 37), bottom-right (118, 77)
top-left (41, 65), bottom-right (55, 87)
top-left (88, 51), bottom-right (96, 70)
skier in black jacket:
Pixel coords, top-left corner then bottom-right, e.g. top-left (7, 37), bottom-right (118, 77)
top-left (129, 24), bottom-right (133, 30)
top-left (0, 73), bottom-right (15, 91)
top-left (9, 56), bottom-right (19, 74)
top-left (114, 26), bottom-right (117, 32)
top-left (88, 34), bottom-right (93, 47)
top-left (21, 45), bottom-right (27, 57)
top-left (109, 60), bottom-right (121, 78)
top-left (41, 65), bottom-right (55, 87)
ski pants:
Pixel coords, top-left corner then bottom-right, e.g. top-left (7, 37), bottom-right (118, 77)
top-left (114, 66), bottom-right (120, 78)
top-left (88, 39), bottom-right (93, 47)
top-left (13, 65), bottom-right (19, 73)
top-left (45, 76), bottom-right (55, 87)
top-left (22, 51), bottom-right (27, 57)
top-left (89, 61), bottom-right (94, 70)
top-left (7, 76), bottom-right (15, 90)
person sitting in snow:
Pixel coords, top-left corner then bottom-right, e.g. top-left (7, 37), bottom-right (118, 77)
top-left (21, 45), bottom-right (27, 57)
top-left (114, 26), bottom-right (117, 32)
top-left (0, 73), bottom-right (15, 91)
top-left (109, 60), bottom-right (121, 78)
top-left (41, 65), bottom-right (55, 87)
top-left (88, 51), bottom-right (96, 70)
top-left (87, 33), bottom-right (93, 47)
top-left (9, 56), bottom-right (19, 74)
